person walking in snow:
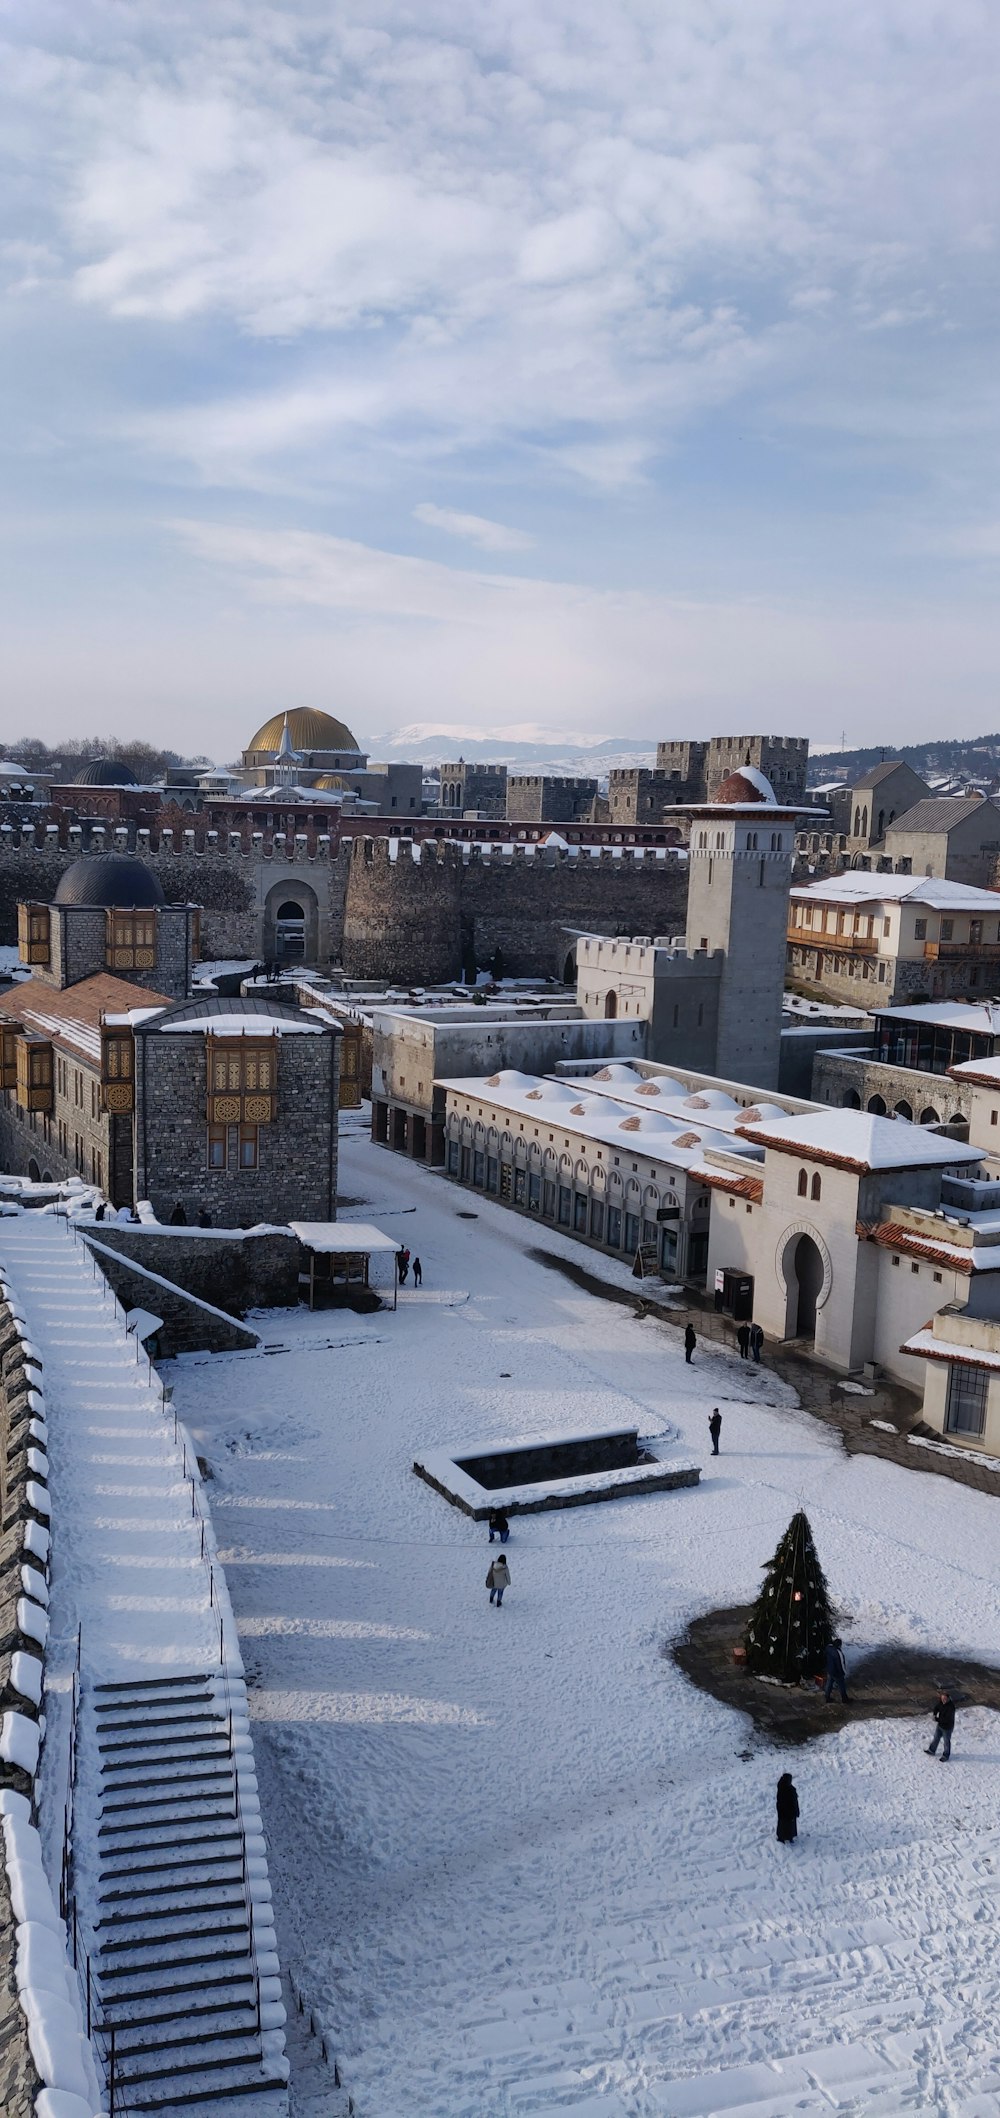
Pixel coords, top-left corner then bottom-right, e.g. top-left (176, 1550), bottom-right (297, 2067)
top-left (684, 1323), bottom-right (696, 1364)
top-left (708, 1409), bottom-right (722, 1456)
top-left (749, 1322), bottom-right (764, 1364)
top-left (397, 1246), bottom-right (410, 1285)
top-left (926, 1690), bottom-right (956, 1761)
top-left (412, 1256), bottom-right (422, 1286)
top-left (487, 1555), bottom-right (510, 1607)
top-left (737, 1321), bottom-right (751, 1359)
top-left (824, 1637), bottom-right (849, 1703)
top-left (776, 1773), bottom-right (799, 1844)
top-left (488, 1509), bottom-right (509, 1544)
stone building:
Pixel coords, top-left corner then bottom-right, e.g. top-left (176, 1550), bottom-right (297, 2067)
top-left (811, 999), bottom-right (1000, 1139)
top-left (904, 1292), bottom-right (1000, 1457)
top-left (573, 767), bottom-right (800, 1089)
top-left (705, 736), bottom-right (809, 805)
top-left (438, 761), bottom-right (508, 817)
top-left (0, 855), bottom-right (339, 1219)
top-left (787, 872), bottom-right (1000, 1008)
top-left (883, 796), bottom-right (1000, 886)
top-left (842, 760), bottom-right (929, 860)
top-left (654, 740), bottom-right (708, 800)
top-left (606, 769), bottom-right (698, 826)
top-left (505, 776), bottom-right (599, 824)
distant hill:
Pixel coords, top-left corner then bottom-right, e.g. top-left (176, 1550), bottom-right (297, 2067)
top-left (809, 733), bottom-right (1000, 788)
top-left (369, 725), bottom-right (656, 773)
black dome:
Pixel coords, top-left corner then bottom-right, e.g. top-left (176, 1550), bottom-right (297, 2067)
top-left (54, 855), bottom-right (166, 909)
top-left (72, 757), bottom-right (139, 787)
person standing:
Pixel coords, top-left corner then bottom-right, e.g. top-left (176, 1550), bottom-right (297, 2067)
top-left (926, 1690), bottom-right (955, 1761)
top-left (750, 1322), bottom-right (763, 1364)
top-left (487, 1555), bottom-right (510, 1606)
top-left (708, 1409), bottom-right (722, 1456)
top-left (776, 1773), bottom-right (799, 1844)
top-left (737, 1322), bottom-right (751, 1360)
top-left (397, 1246), bottom-right (410, 1285)
top-left (412, 1256), bottom-right (423, 1287)
top-left (684, 1323), bottom-right (696, 1364)
top-left (824, 1637), bottom-right (849, 1703)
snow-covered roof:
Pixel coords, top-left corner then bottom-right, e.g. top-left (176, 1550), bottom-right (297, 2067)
top-left (558, 1065), bottom-right (797, 1139)
top-left (289, 1221), bottom-right (401, 1253)
top-left (439, 1068), bottom-right (761, 1168)
top-left (790, 873), bottom-right (1000, 912)
top-left (739, 1108), bottom-right (982, 1173)
top-left (160, 1013), bottom-right (324, 1036)
top-left (902, 1327), bottom-right (1000, 1367)
top-left (951, 1056), bottom-right (1000, 1086)
top-left (873, 1000), bottom-right (1000, 1034)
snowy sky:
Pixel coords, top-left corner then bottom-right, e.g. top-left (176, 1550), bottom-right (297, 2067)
top-left (2, 2), bottom-right (999, 754)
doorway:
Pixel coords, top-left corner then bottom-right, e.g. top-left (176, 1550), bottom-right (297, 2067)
top-left (275, 900), bottom-right (306, 962)
top-left (790, 1233), bottom-right (824, 1340)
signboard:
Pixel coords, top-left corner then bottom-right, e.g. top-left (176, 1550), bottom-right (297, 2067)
top-left (632, 1241), bottom-right (660, 1280)
top-left (714, 1269), bottom-right (725, 1293)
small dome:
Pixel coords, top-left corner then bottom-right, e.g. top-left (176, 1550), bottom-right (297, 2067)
top-left (54, 855), bottom-right (166, 909)
top-left (246, 709), bottom-right (361, 756)
top-left (713, 767), bottom-right (778, 805)
top-left (311, 774), bottom-right (348, 791)
top-left (71, 757), bottom-right (139, 788)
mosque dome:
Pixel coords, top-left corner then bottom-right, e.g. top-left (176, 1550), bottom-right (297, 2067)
top-left (72, 757), bottom-right (139, 787)
top-left (54, 855), bottom-right (166, 909)
top-left (311, 773), bottom-right (348, 791)
top-left (713, 767), bottom-right (778, 805)
top-left (245, 709), bottom-right (361, 756)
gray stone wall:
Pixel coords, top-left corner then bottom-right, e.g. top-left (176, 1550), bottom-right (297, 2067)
top-left (812, 1048), bottom-right (973, 1127)
top-left (135, 1025), bottom-right (339, 1224)
top-left (92, 1225), bottom-right (300, 1311)
top-left (342, 838), bottom-right (463, 982)
top-left (505, 776), bottom-right (598, 824)
top-left (606, 770), bottom-right (693, 824)
top-left (0, 1072), bottom-right (127, 1200)
top-left (83, 1238), bottom-right (260, 1354)
top-left (460, 847), bottom-right (689, 982)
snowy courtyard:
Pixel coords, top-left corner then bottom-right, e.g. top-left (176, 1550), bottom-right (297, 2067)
top-left (175, 1128), bottom-right (1000, 2118)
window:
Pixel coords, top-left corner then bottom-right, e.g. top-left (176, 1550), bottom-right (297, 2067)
top-left (797, 1168), bottom-right (808, 1197)
top-left (473, 1150), bottom-right (485, 1187)
top-left (810, 1172), bottom-right (821, 1201)
top-left (207, 1121), bottom-right (259, 1171)
top-left (914, 919), bottom-right (927, 941)
top-left (17, 904), bottom-right (50, 966)
top-left (624, 1212), bottom-right (640, 1253)
top-left (911, 1261), bottom-right (919, 1274)
top-left (514, 1167), bottom-right (526, 1205)
top-left (607, 1205), bottom-right (622, 1250)
top-left (207, 1038), bottom-right (277, 1124)
top-left (486, 1157), bottom-right (499, 1194)
top-left (971, 920), bottom-right (983, 945)
top-left (941, 919), bottom-right (954, 941)
top-left (542, 1179), bottom-right (556, 1218)
top-left (16, 1038), bottom-right (53, 1114)
top-left (0, 1025), bottom-right (17, 1091)
top-left (447, 1139), bottom-right (460, 1174)
top-left (883, 918), bottom-right (890, 936)
top-left (590, 1198), bottom-right (605, 1241)
top-left (527, 1172), bottom-right (541, 1212)
top-left (558, 1186), bottom-right (572, 1225)
top-left (106, 910), bottom-right (157, 972)
top-left (945, 1363), bottom-right (989, 1438)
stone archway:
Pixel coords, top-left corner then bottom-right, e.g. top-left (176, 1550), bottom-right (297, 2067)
top-left (261, 877), bottom-right (320, 965)
top-left (604, 990), bottom-right (618, 1019)
top-left (789, 1234), bottom-right (824, 1339)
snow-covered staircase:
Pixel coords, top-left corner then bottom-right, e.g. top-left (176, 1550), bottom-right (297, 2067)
top-left (0, 1215), bottom-right (290, 2115)
top-left (90, 1669), bottom-right (287, 2111)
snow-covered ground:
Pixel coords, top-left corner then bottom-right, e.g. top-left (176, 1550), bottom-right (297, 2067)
top-left (175, 1129), bottom-right (1000, 2117)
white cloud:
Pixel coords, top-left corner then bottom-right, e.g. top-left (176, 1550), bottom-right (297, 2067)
top-left (413, 503), bottom-right (534, 551)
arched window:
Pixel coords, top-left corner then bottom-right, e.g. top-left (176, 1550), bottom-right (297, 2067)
top-left (868, 1095), bottom-right (887, 1115)
top-left (862, 807), bottom-right (869, 837)
top-left (797, 1168), bottom-right (808, 1196)
top-left (854, 806), bottom-right (861, 835)
top-left (920, 1106), bottom-right (940, 1125)
top-left (810, 1172), bottom-right (822, 1201)
top-left (604, 991), bottom-right (618, 1019)
top-left (894, 1099), bottom-right (913, 1122)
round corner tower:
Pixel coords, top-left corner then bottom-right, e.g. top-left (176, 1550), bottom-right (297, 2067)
top-left (342, 837), bottom-right (463, 983)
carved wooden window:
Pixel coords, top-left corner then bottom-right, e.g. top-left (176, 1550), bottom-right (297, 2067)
top-left (101, 1029), bottom-right (135, 1114)
top-left (207, 1039), bottom-right (276, 1125)
top-left (17, 903), bottom-right (50, 966)
top-left (0, 1024), bottom-right (18, 1091)
top-left (106, 910), bottom-right (157, 972)
top-left (16, 1037), bottom-right (53, 1113)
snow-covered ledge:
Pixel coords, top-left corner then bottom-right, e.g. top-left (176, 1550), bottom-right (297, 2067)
top-left (0, 1284), bottom-right (105, 2117)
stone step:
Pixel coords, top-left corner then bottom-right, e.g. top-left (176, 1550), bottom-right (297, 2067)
top-left (101, 1861), bottom-right (246, 1902)
top-left (101, 1740), bottom-right (232, 1768)
top-left (94, 1672), bottom-right (213, 1693)
top-left (98, 1885), bottom-right (251, 1928)
top-left (126, 2070), bottom-right (286, 2112)
top-left (99, 1909), bottom-right (253, 1955)
top-left (111, 2009), bottom-right (262, 2058)
top-left (98, 1944), bottom-right (258, 1986)
top-left (103, 1978), bottom-right (258, 2022)
top-left (101, 1795), bottom-right (237, 1826)
top-left (104, 1838), bottom-right (245, 1875)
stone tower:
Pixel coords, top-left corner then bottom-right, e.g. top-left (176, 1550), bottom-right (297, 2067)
top-left (342, 837), bottom-right (463, 983)
top-left (684, 768), bottom-right (798, 1089)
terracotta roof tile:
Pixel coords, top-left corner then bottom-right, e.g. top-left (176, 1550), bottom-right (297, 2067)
top-left (0, 974), bottom-right (170, 1066)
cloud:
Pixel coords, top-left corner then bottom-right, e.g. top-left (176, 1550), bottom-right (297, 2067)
top-left (413, 503), bottom-right (534, 551)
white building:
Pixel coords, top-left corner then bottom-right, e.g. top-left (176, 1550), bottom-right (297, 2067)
top-left (440, 1060), bottom-right (814, 1281)
top-left (705, 1107), bottom-right (996, 1383)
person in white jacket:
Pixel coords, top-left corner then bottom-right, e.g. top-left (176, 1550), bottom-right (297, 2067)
top-left (486, 1556), bottom-right (511, 1607)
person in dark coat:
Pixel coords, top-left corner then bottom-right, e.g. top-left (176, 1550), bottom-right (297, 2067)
top-left (94, 1201), bottom-right (106, 1221)
top-left (749, 1322), bottom-right (764, 1363)
top-left (824, 1637), bottom-right (849, 1703)
top-left (776, 1773), bottom-right (799, 1843)
top-left (397, 1246), bottom-right (410, 1285)
top-left (708, 1409), bottom-right (722, 1456)
top-left (197, 1207), bottom-right (212, 1228)
top-left (412, 1257), bottom-right (422, 1286)
top-left (926, 1690), bottom-right (956, 1761)
top-left (169, 1201), bottom-right (187, 1225)
top-left (736, 1322), bottom-right (751, 1359)
top-left (684, 1323), bottom-right (696, 1364)
top-left (488, 1509), bottom-right (509, 1544)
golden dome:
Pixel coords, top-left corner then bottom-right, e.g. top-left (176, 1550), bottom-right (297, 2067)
top-left (246, 708), bottom-right (361, 756)
top-left (311, 773), bottom-right (348, 791)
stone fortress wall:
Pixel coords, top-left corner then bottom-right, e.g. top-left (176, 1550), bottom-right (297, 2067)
top-left (0, 822), bottom-right (690, 984)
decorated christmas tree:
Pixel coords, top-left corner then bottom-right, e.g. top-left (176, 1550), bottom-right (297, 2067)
top-left (743, 1510), bottom-right (835, 1683)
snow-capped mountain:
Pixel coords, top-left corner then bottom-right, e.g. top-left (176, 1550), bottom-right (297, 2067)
top-left (369, 723), bottom-right (657, 772)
